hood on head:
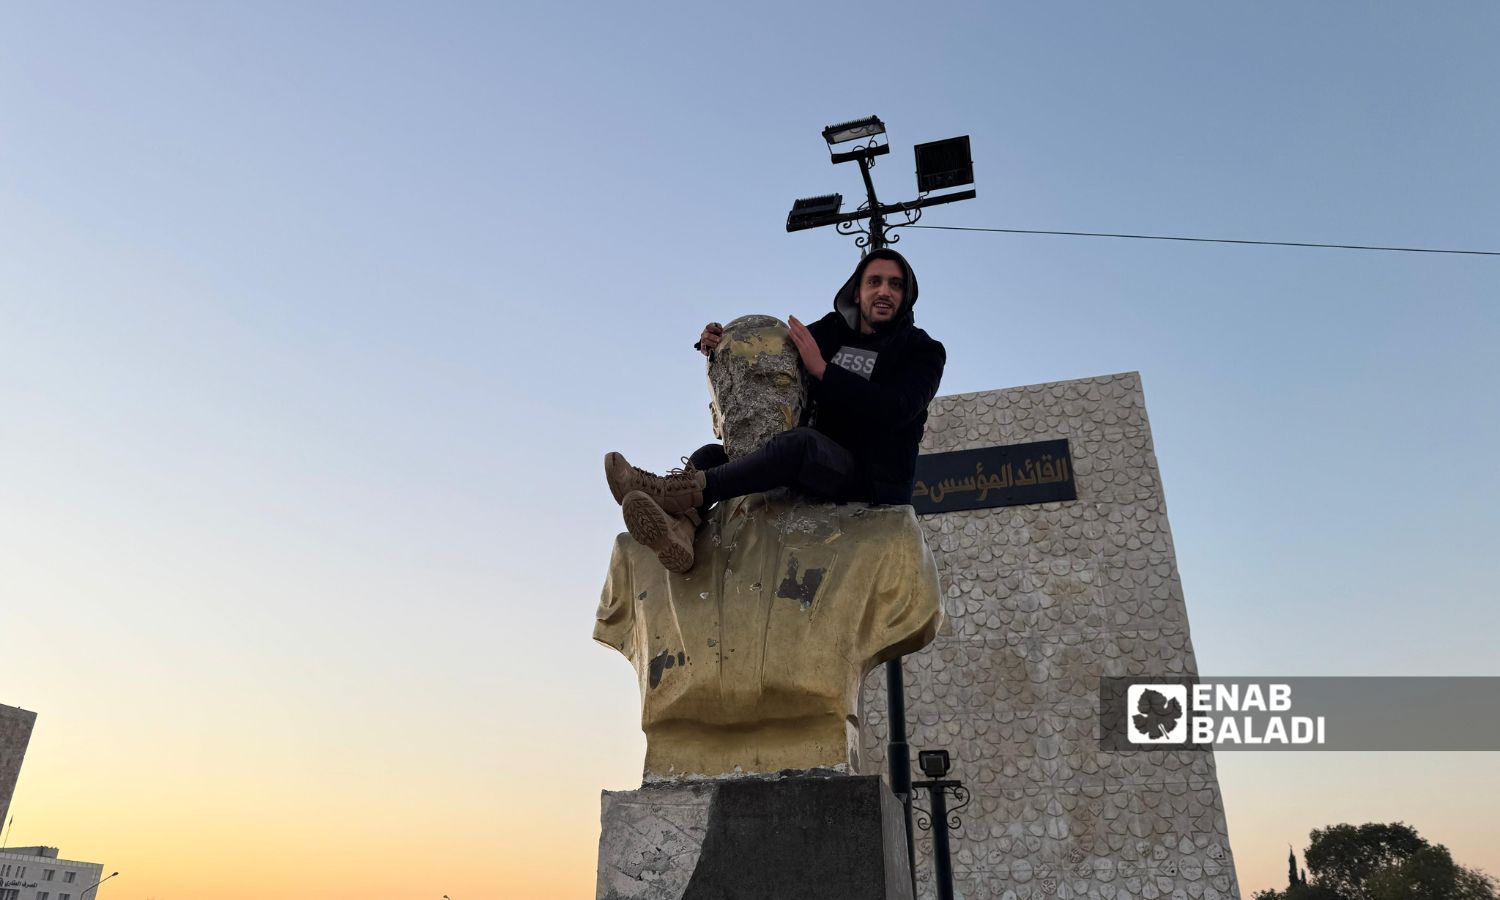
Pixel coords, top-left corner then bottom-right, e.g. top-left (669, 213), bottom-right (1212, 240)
top-left (833, 247), bottom-right (920, 332)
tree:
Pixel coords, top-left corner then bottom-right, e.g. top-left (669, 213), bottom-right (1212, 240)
top-left (1364, 843), bottom-right (1499, 900)
top-left (1459, 866), bottom-right (1500, 900)
top-left (1259, 822), bottom-right (1498, 900)
top-left (1303, 822), bottom-right (1428, 900)
top-left (1366, 844), bottom-right (1459, 900)
top-left (1252, 884), bottom-right (1340, 900)
top-left (1254, 846), bottom-right (1336, 900)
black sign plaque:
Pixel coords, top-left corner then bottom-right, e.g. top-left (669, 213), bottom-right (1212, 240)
top-left (911, 438), bottom-right (1076, 515)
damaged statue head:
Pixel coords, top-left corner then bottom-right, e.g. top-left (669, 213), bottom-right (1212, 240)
top-left (707, 315), bottom-right (807, 460)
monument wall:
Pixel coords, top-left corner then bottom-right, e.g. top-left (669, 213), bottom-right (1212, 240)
top-left (0, 704), bottom-right (37, 829)
top-left (860, 372), bottom-right (1242, 900)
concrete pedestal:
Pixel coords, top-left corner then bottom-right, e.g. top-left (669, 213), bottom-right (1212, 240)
top-left (597, 774), bottom-right (914, 900)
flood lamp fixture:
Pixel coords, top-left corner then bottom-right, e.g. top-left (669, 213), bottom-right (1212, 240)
top-left (914, 136), bottom-right (974, 193)
top-left (918, 749), bottom-right (952, 779)
top-left (822, 116), bottom-right (885, 146)
top-left (786, 193), bottom-right (843, 230)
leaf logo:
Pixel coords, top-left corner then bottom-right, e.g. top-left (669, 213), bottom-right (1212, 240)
top-left (1126, 684), bottom-right (1189, 744)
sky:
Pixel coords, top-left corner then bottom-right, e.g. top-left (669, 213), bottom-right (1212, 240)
top-left (1, 2), bottom-right (1497, 898)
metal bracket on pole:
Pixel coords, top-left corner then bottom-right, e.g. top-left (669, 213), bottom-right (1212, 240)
top-left (912, 778), bottom-right (971, 900)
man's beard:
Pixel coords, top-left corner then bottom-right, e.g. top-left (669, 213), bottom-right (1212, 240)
top-left (861, 311), bottom-right (901, 335)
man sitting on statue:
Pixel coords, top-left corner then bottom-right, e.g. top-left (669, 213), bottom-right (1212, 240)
top-left (604, 247), bottom-right (946, 573)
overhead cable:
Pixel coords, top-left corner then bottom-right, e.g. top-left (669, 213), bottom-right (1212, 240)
top-left (904, 224), bottom-right (1500, 257)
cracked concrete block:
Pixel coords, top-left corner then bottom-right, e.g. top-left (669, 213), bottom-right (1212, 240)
top-left (597, 775), bottom-right (914, 900)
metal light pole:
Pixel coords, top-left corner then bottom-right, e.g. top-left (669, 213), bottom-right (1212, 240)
top-left (855, 142), bottom-right (887, 250)
top-left (80, 870), bottom-right (119, 899)
top-left (913, 750), bottom-right (969, 900)
top-left (919, 780), bottom-right (959, 900)
top-left (786, 116), bottom-right (978, 894)
top-left (885, 657), bottom-right (916, 885)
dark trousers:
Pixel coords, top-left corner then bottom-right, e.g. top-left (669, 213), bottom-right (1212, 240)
top-left (695, 427), bottom-right (873, 506)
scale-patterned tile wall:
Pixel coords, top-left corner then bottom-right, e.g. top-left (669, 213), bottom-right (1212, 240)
top-left (860, 372), bottom-right (1242, 900)
top-left (0, 704), bottom-right (36, 832)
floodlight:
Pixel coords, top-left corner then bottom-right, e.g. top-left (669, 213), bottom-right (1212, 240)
top-left (917, 749), bottom-right (951, 778)
top-left (786, 193), bottom-right (843, 229)
top-left (823, 116), bottom-right (886, 146)
top-left (914, 136), bottom-right (974, 193)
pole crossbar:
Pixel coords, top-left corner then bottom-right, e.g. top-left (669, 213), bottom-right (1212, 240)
top-left (785, 190), bottom-right (979, 234)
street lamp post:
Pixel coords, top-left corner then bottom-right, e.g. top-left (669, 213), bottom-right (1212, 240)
top-left (786, 115), bottom-right (976, 253)
top-left (80, 870), bottom-right (119, 899)
top-left (913, 750), bottom-right (970, 900)
top-left (915, 777), bottom-right (961, 900)
top-left (786, 116), bottom-right (978, 894)
top-left (884, 656), bottom-right (916, 885)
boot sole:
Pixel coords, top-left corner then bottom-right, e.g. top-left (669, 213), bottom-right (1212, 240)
top-left (622, 492), bottom-right (695, 573)
top-left (604, 452), bottom-right (630, 505)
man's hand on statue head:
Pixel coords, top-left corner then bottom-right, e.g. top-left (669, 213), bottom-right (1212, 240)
top-left (698, 322), bottom-right (723, 358)
top-left (787, 315), bottom-right (827, 380)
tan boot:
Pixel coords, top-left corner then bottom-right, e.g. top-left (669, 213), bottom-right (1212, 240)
top-left (621, 490), bottom-right (699, 573)
top-left (604, 451), bottom-right (707, 514)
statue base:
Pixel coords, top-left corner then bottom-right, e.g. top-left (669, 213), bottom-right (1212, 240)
top-left (596, 773), bottom-right (914, 900)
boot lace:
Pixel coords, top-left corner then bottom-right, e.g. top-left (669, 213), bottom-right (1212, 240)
top-left (625, 458), bottom-right (695, 483)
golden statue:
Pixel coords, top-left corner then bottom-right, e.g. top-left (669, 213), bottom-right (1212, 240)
top-left (594, 316), bottom-right (942, 779)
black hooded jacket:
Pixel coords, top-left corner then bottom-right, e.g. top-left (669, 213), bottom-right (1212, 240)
top-left (803, 248), bottom-right (946, 503)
